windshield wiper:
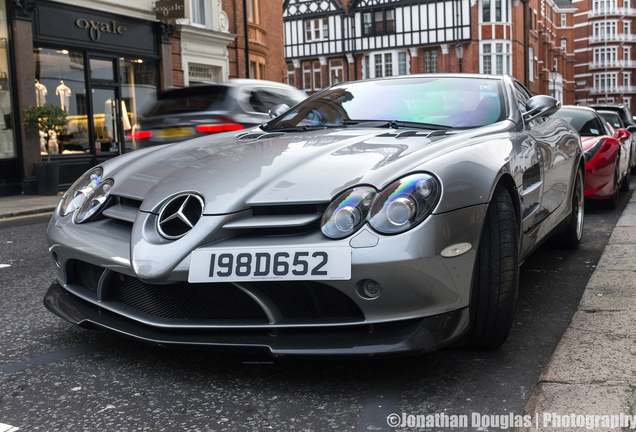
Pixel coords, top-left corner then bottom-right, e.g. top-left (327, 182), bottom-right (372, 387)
top-left (262, 125), bottom-right (335, 132)
top-left (387, 120), bottom-right (454, 131)
top-left (342, 119), bottom-right (453, 131)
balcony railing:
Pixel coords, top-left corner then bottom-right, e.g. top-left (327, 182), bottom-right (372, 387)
top-left (588, 7), bottom-right (636, 17)
top-left (590, 34), bottom-right (636, 44)
top-left (589, 86), bottom-right (636, 95)
top-left (589, 60), bottom-right (636, 70)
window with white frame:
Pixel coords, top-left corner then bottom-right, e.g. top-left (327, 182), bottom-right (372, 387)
top-left (625, 0), bottom-right (631, 8)
top-left (529, 47), bottom-right (534, 82)
top-left (595, 72), bottom-right (618, 90)
top-left (594, 21), bottom-right (618, 38)
top-left (191, 0), bottom-right (207, 26)
top-left (424, 50), bottom-right (437, 73)
top-left (287, 63), bottom-right (295, 88)
top-left (625, 47), bottom-right (631, 62)
top-left (303, 62), bottom-right (311, 90)
top-left (561, 14), bottom-right (566, 27)
top-left (362, 9), bottom-right (396, 35)
top-left (480, 41), bottom-right (512, 74)
top-left (623, 97), bottom-right (630, 107)
top-left (329, 59), bottom-right (343, 85)
top-left (561, 39), bottom-right (567, 52)
top-left (593, 0), bottom-right (617, 12)
top-left (624, 72), bottom-right (630, 86)
top-left (482, 0), bottom-right (510, 23)
top-left (364, 50), bottom-right (410, 79)
top-left (624, 21), bottom-right (631, 36)
top-left (595, 47), bottom-right (618, 65)
top-left (398, 52), bottom-right (407, 75)
top-left (313, 61), bottom-right (321, 90)
top-left (305, 18), bottom-right (328, 42)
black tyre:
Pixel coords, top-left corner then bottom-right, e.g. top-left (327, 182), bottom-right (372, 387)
top-left (606, 158), bottom-right (620, 209)
top-left (559, 166), bottom-right (585, 249)
top-left (464, 185), bottom-right (519, 350)
top-left (620, 154), bottom-right (631, 192)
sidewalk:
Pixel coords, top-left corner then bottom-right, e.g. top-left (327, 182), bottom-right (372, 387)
top-left (0, 193), bottom-right (62, 219)
top-left (518, 193), bottom-right (636, 431)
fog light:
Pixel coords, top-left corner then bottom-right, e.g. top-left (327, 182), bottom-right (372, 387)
top-left (360, 279), bottom-right (381, 299)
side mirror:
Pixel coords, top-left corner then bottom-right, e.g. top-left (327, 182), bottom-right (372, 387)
top-left (626, 125), bottom-right (636, 134)
top-left (524, 95), bottom-right (561, 122)
top-left (269, 103), bottom-right (290, 119)
top-left (617, 128), bottom-right (631, 141)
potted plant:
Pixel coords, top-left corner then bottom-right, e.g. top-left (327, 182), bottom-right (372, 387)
top-left (23, 103), bottom-right (68, 195)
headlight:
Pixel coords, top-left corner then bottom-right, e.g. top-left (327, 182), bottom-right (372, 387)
top-left (369, 174), bottom-right (440, 234)
top-left (583, 139), bottom-right (606, 163)
top-left (320, 173), bottom-right (441, 239)
top-left (74, 179), bottom-right (113, 224)
top-left (321, 186), bottom-right (376, 239)
top-left (58, 167), bottom-right (103, 216)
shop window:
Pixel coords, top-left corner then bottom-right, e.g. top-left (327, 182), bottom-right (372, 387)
top-left (424, 51), bottom-right (437, 74)
top-left (34, 48), bottom-right (87, 156)
top-left (0, 11), bottom-right (14, 159)
top-left (119, 58), bottom-right (158, 151)
top-left (329, 59), bottom-right (343, 85)
top-left (90, 58), bottom-right (115, 81)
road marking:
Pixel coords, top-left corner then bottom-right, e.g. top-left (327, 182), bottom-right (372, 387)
top-left (0, 212), bottom-right (54, 222)
top-left (0, 339), bottom-right (119, 377)
top-left (0, 423), bottom-right (20, 432)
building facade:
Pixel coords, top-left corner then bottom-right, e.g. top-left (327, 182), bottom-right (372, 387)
top-left (282, 0), bottom-right (577, 105)
top-left (573, 0), bottom-right (636, 107)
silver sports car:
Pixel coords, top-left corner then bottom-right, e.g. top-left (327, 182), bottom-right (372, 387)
top-left (44, 74), bottom-right (584, 356)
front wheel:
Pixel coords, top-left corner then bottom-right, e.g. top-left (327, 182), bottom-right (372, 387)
top-left (464, 185), bottom-right (519, 350)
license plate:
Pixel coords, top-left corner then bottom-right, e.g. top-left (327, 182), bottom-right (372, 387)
top-left (157, 127), bottom-right (195, 138)
top-left (188, 246), bottom-right (351, 282)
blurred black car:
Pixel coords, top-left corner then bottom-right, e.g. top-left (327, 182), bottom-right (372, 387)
top-left (591, 104), bottom-right (636, 172)
top-left (131, 79), bottom-right (306, 149)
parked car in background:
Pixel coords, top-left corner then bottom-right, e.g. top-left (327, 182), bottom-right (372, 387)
top-left (591, 104), bottom-right (636, 173)
top-left (44, 74), bottom-right (584, 356)
top-left (131, 79), bottom-right (306, 149)
top-left (553, 105), bottom-right (631, 208)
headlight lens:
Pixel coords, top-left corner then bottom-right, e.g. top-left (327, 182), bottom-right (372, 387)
top-left (321, 186), bottom-right (376, 239)
top-left (583, 139), bottom-right (606, 163)
top-left (369, 173), bottom-right (440, 234)
top-left (58, 167), bottom-right (103, 216)
top-left (74, 179), bottom-right (113, 224)
top-left (321, 174), bottom-right (441, 238)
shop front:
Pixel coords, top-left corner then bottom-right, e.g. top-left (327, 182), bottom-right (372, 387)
top-left (5, 0), bottom-right (172, 195)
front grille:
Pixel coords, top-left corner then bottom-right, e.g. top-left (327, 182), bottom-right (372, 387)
top-left (68, 260), bottom-right (364, 325)
top-left (108, 274), bottom-right (269, 322)
top-left (71, 260), bottom-right (103, 292)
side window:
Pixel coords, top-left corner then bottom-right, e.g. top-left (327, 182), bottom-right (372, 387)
top-left (513, 82), bottom-right (530, 114)
top-left (248, 89), bottom-right (291, 113)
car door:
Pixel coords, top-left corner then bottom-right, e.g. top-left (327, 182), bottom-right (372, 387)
top-left (514, 82), bottom-right (576, 230)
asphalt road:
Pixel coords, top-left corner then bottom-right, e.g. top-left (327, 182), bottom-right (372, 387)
top-left (0, 189), bottom-right (630, 432)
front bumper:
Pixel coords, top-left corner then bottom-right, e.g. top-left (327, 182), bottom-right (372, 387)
top-left (44, 280), bottom-right (469, 356)
top-left (45, 203), bottom-right (487, 355)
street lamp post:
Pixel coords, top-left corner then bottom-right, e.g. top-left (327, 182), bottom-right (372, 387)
top-left (455, 42), bottom-right (464, 73)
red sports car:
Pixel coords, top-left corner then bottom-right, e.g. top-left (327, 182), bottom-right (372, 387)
top-left (553, 106), bottom-right (631, 208)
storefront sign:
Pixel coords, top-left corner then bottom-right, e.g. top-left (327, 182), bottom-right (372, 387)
top-left (74, 19), bottom-right (127, 42)
top-left (34, 1), bottom-right (158, 57)
top-left (155, 0), bottom-right (187, 20)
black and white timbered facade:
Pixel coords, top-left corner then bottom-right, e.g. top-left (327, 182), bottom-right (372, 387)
top-left (283, 0), bottom-right (472, 92)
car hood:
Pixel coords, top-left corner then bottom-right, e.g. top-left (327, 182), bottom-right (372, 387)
top-left (104, 125), bottom-right (507, 215)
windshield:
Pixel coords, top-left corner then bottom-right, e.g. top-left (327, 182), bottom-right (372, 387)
top-left (552, 108), bottom-right (607, 136)
top-left (598, 111), bottom-right (622, 129)
top-left (266, 76), bottom-right (506, 130)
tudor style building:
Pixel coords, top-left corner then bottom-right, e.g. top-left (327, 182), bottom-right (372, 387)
top-left (283, 0), bottom-right (577, 104)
